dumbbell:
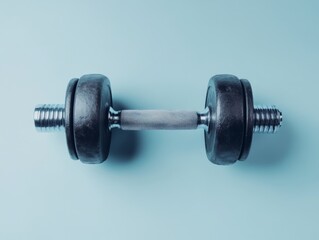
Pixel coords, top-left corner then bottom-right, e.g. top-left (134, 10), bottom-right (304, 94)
top-left (34, 74), bottom-right (282, 165)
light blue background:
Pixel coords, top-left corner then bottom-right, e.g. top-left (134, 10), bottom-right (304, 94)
top-left (0, 0), bottom-right (319, 239)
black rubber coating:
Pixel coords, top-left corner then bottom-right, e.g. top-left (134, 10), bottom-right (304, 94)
top-left (238, 79), bottom-right (254, 160)
top-left (64, 78), bottom-right (79, 160)
top-left (204, 74), bottom-right (246, 165)
top-left (73, 74), bottom-right (112, 164)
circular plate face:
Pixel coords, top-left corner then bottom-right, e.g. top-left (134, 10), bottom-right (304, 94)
top-left (73, 74), bottom-right (112, 164)
top-left (204, 74), bottom-right (245, 165)
top-left (64, 78), bottom-right (79, 160)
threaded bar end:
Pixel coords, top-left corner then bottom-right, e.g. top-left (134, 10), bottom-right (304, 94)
top-left (34, 104), bottom-right (65, 132)
top-left (253, 105), bottom-right (282, 133)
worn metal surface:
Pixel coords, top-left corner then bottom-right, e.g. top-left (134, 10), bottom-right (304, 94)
top-left (205, 74), bottom-right (245, 165)
top-left (73, 74), bottom-right (112, 164)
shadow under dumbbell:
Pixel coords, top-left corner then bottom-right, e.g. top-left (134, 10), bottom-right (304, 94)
top-left (108, 101), bottom-right (141, 163)
top-left (241, 119), bottom-right (294, 167)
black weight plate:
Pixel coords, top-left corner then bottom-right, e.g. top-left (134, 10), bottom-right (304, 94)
top-left (64, 78), bottom-right (79, 160)
top-left (238, 79), bottom-right (254, 160)
top-left (204, 74), bottom-right (245, 165)
top-left (73, 74), bottom-right (112, 164)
